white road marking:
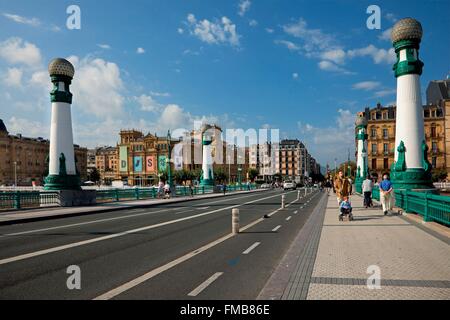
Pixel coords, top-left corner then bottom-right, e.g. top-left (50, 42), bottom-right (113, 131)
top-left (93, 193), bottom-right (302, 300)
top-left (272, 225), bottom-right (281, 232)
top-left (243, 242), bottom-right (261, 254)
top-left (0, 191), bottom-right (295, 266)
top-left (1, 191), bottom-right (275, 237)
top-left (187, 272), bottom-right (223, 297)
top-left (286, 216), bottom-right (292, 221)
top-left (294, 210), bottom-right (298, 214)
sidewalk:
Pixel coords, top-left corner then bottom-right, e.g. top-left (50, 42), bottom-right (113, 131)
top-left (259, 192), bottom-right (450, 300)
top-left (0, 189), bottom-right (265, 225)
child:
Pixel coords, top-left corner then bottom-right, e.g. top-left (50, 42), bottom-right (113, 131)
top-left (339, 196), bottom-right (353, 221)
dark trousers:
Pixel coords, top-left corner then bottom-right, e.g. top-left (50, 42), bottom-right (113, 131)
top-left (363, 191), bottom-right (372, 207)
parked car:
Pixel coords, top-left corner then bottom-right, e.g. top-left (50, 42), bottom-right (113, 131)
top-left (260, 183), bottom-right (272, 189)
top-left (283, 181), bottom-right (296, 190)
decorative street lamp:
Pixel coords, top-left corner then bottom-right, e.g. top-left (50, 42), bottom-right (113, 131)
top-left (167, 130), bottom-right (173, 188)
top-left (390, 18), bottom-right (433, 191)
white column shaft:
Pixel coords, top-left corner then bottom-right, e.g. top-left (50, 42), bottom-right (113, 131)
top-left (395, 74), bottom-right (424, 169)
top-left (49, 102), bottom-right (76, 175)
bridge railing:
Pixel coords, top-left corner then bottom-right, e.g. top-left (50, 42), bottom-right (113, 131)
top-left (0, 183), bottom-right (258, 211)
top-left (370, 188), bottom-right (449, 226)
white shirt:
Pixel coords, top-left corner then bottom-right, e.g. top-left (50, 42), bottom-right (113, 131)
top-left (362, 179), bottom-right (373, 192)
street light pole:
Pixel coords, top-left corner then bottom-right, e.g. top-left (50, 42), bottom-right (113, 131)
top-left (13, 161), bottom-right (17, 189)
top-left (167, 130), bottom-right (173, 188)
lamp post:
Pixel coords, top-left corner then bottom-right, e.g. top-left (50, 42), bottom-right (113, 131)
top-left (13, 161), bottom-right (17, 189)
top-left (167, 130), bottom-right (173, 188)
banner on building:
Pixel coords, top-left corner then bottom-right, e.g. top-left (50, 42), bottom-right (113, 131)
top-left (119, 146), bottom-right (128, 172)
top-left (158, 155), bottom-right (167, 172)
top-left (174, 144), bottom-right (183, 170)
top-left (134, 156), bottom-right (143, 172)
top-left (146, 156), bottom-right (156, 173)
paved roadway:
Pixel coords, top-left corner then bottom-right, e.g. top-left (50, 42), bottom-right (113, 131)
top-left (0, 188), bottom-right (325, 299)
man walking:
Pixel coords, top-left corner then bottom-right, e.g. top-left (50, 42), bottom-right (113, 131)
top-left (362, 175), bottom-right (373, 208)
top-left (379, 174), bottom-right (394, 215)
top-left (334, 171), bottom-right (350, 205)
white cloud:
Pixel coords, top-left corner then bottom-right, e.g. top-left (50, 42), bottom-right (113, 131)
top-left (292, 72), bottom-right (299, 79)
top-left (2, 13), bottom-right (40, 27)
top-left (97, 44), bottom-right (111, 49)
top-left (185, 14), bottom-right (240, 47)
top-left (320, 49), bottom-right (346, 65)
top-left (67, 56), bottom-right (125, 119)
top-left (0, 37), bottom-right (42, 67)
top-left (238, 0), bottom-right (251, 17)
top-left (373, 88), bottom-right (396, 98)
top-left (150, 91), bottom-right (170, 97)
top-left (135, 94), bottom-right (161, 112)
top-left (136, 47), bottom-right (145, 54)
top-left (265, 28), bottom-right (274, 34)
top-left (6, 116), bottom-right (48, 137)
top-left (385, 13), bottom-right (397, 23)
top-left (318, 61), bottom-right (353, 74)
top-left (347, 45), bottom-right (396, 64)
top-left (3, 67), bottom-right (23, 87)
top-left (177, 28), bottom-right (184, 34)
top-left (297, 109), bottom-right (355, 164)
top-left (378, 28), bottom-right (392, 41)
top-left (29, 70), bottom-right (51, 90)
top-left (352, 81), bottom-right (381, 91)
top-left (249, 19), bottom-right (258, 27)
top-left (274, 40), bottom-right (300, 51)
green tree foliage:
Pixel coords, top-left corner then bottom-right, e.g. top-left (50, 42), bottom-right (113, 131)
top-left (247, 168), bottom-right (259, 182)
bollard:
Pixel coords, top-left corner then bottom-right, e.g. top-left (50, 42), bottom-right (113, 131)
top-left (232, 208), bottom-right (240, 234)
top-left (304, 188), bottom-right (307, 197)
top-left (297, 190), bottom-right (300, 200)
top-left (281, 194), bottom-right (285, 209)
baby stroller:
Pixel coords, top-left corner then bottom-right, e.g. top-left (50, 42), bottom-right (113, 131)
top-left (339, 199), bottom-right (353, 221)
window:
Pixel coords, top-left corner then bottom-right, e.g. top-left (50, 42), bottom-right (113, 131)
top-left (371, 128), bottom-right (377, 138)
top-left (431, 126), bottom-right (436, 138)
top-left (371, 144), bottom-right (377, 154)
top-left (432, 142), bottom-right (438, 153)
top-left (424, 110), bottom-right (430, 118)
top-left (372, 158), bottom-right (377, 169)
top-left (383, 158), bottom-right (389, 169)
top-left (383, 128), bottom-right (388, 139)
top-left (432, 157), bottom-right (437, 168)
top-left (383, 143), bottom-right (389, 154)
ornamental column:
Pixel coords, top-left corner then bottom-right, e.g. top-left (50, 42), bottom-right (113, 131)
top-left (44, 58), bottom-right (81, 190)
top-left (200, 125), bottom-right (214, 186)
top-left (355, 116), bottom-right (368, 193)
top-left (390, 18), bottom-right (433, 190)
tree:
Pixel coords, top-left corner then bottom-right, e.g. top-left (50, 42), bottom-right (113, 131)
top-left (158, 170), bottom-right (168, 183)
top-left (88, 167), bottom-right (101, 183)
top-left (247, 168), bottom-right (259, 182)
top-left (432, 168), bottom-right (447, 182)
top-left (214, 167), bottom-right (228, 184)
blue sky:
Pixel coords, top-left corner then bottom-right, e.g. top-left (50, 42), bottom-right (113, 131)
top-left (0, 0), bottom-right (449, 166)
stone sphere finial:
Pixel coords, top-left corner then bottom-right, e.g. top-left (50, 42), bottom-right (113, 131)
top-left (355, 116), bottom-right (367, 127)
top-left (391, 18), bottom-right (423, 44)
top-left (48, 58), bottom-right (75, 78)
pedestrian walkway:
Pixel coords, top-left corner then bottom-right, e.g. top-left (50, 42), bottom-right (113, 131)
top-left (259, 192), bottom-right (450, 300)
top-left (0, 189), bottom-right (265, 225)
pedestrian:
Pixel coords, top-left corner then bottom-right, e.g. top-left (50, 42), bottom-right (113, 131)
top-left (362, 175), bottom-right (373, 208)
top-left (157, 180), bottom-right (164, 199)
top-left (379, 174), bottom-right (394, 215)
top-left (334, 170), bottom-right (350, 206)
top-left (189, 183), bottom-right (194, 197)
top-left (223, 183), bottom-right (227, 195)
top-left (247, 181), bottom-right (251, 191)
top-left (164, 182), bottom-right (171, 199)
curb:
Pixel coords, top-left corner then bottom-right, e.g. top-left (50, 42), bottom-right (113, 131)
top-left (0, 189), bottom-right (268, 226)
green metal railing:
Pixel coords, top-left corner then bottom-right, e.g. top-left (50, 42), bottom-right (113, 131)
top-left (0, 191), bottom-right (60, 211)
top-left (0, 183), bottom-right (258, 211)
top-left (369, 188), bottom-right (449, 226)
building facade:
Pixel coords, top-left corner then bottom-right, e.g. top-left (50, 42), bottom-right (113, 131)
top-left (0, 119), bottom-right (87, 186)
top-left (358, 99), bottom-right (449, 179)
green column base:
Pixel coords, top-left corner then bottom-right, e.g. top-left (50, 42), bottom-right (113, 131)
top-left (200, 178), bottom-right (214, 187)
top-left (391, 168), bottom-right (434, 191)
top-left (355, 177), bottom-right (363, 194)
top-left (44, 174), bottom-right (81, 190)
